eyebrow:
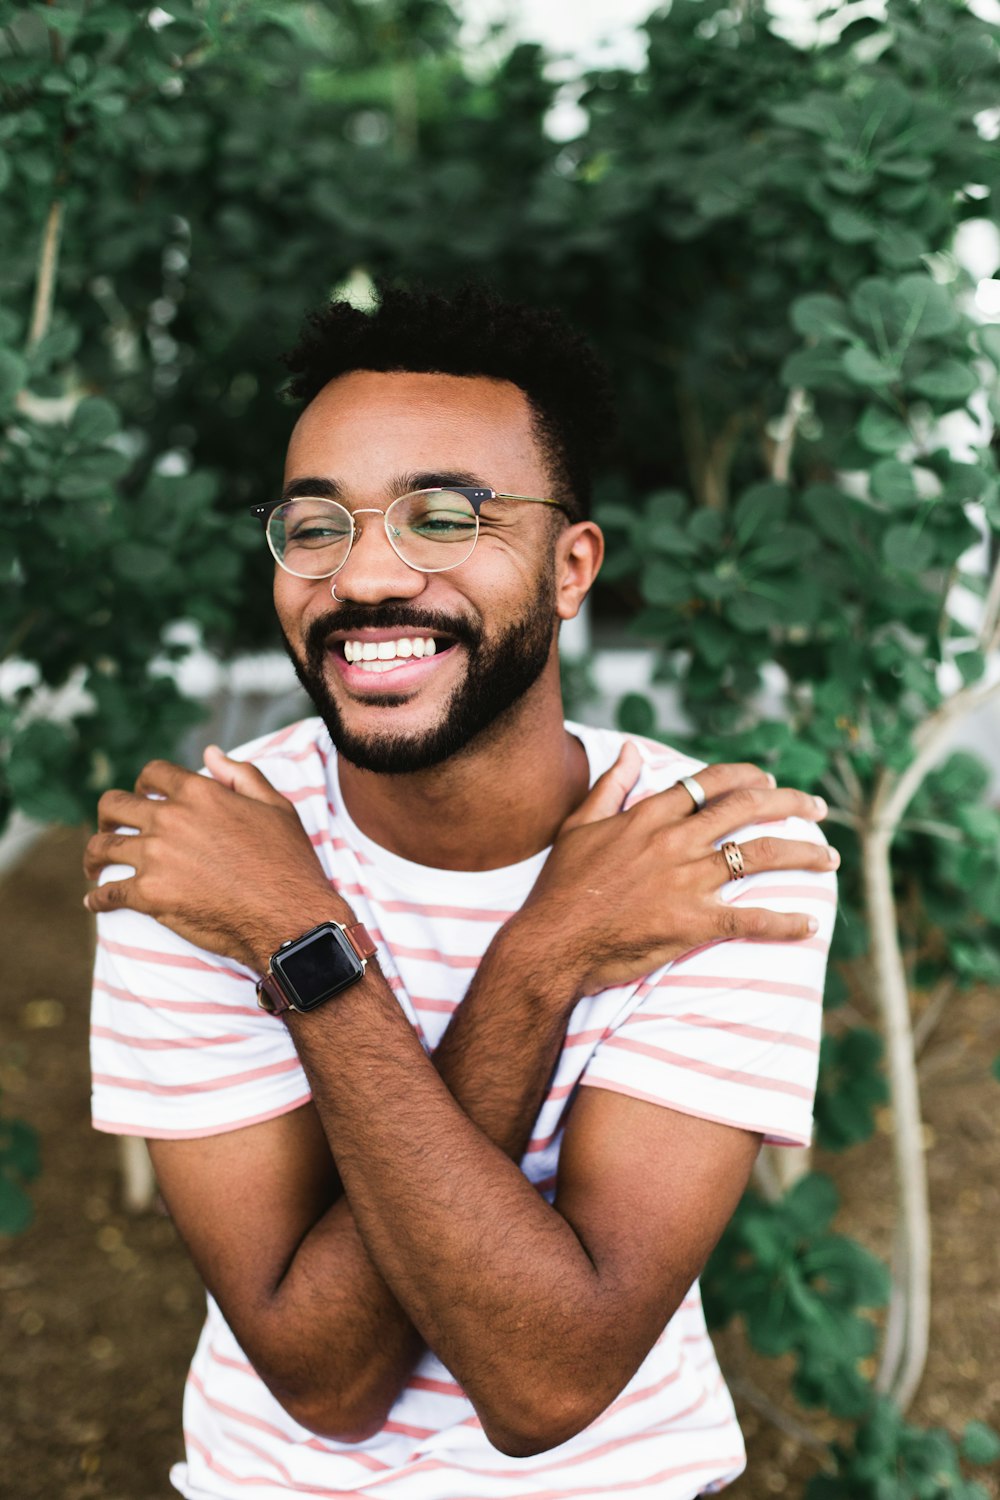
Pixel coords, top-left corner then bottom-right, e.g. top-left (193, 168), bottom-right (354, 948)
top-left (280, 471), bottom-right (489, 503)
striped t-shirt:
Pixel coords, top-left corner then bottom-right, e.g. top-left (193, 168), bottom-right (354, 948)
top-left (90, 717), bottom-right (836, 1500)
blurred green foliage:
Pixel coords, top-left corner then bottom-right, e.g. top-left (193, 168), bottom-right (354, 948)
top-left (2, 0), bottom-right (1000, 1490)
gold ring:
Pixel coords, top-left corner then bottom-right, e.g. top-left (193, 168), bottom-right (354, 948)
top-left (721, 841), bottom-right (745, 880)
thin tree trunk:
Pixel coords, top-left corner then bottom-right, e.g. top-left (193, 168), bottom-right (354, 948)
top-left (864, 824), bottom-right (931, 1409)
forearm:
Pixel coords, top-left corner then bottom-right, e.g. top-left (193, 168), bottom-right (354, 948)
top-left (259, 917), bottom-right (575, 1437)
top-left (288, 944), bottom-right (614, 1455)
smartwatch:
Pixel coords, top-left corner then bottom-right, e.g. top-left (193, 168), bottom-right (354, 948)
top-left (256, 920), bottom-right (378, 1016)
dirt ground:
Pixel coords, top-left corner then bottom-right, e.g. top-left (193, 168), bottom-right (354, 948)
top-left (1, 826), bottom-right (998, 1500)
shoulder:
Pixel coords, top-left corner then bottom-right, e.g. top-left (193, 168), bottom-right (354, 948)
top-left (566, 720), bottom-right (706, 795)
top-left (219, 717), bottom-right (331, 796)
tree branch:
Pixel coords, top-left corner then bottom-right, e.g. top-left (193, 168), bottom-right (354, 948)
top-left (25, 198), bottom-right (64, 354)
top-left (770, 385), bottom-right (808, 483)
top-left (977, 544), bottom-right (1000, 655)
top-left (865, 825), bottom-right (931, 1411)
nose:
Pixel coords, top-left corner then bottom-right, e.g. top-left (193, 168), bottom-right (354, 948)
top-left (332, 509), bottom-right (427, 606)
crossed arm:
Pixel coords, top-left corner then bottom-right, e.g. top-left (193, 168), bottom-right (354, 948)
top-left (87, 747), bottom-right (835, 1454)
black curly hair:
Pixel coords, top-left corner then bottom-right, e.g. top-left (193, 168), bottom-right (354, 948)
top-left (281, 283), bottom-right (614, 522)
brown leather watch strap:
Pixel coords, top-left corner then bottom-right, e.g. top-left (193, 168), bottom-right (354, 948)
top-left (256, 970), bottom-right (291, 1015)
top-left (343, 921), bottom-right (378, 961)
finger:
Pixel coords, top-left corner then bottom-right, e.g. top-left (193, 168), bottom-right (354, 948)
top-left (682, 762), bottom-right (776, 806)
top-left (562, 742), bottom-right (643, 831)
top-left (83, 830), bottom-right (139, 880)
top-left (203, 745), bottom-right (289, 807)
top-left (714, 903), bottom-right (820, 943)
top-left (97, 788), bottom-right (153, 832)
top-left (627, 762), bottom-right (775, 828)
top-left (695, 786), bottom-right (828, 844)
top-left (710, 836), bottom-right (839, 884)
top-left (134, 759), bottom-right (192, 798)
top-left (83, 879), bottom-right (132, 914)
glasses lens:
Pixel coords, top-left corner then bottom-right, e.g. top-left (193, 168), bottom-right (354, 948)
top-left (388, 490), bottom-right (478, 571)
top-left (267, 498), bottom-right (353, 578)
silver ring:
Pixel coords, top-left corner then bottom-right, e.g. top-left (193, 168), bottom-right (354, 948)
top-left (721, 841), bottom-right (745, 881)
top-left (679, 774), bottom-right (706, 811)
top-left (331, 581), bottom-right (343, 602)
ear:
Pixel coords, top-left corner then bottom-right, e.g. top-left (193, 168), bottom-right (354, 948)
top-left (554, 521), bottom-right (604, 622)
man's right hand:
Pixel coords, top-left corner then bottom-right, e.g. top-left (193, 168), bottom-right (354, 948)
top-left (514, 747), bottom-right (837, 1000)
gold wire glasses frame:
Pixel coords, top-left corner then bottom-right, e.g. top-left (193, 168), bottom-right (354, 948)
top-left (249, 486), bottom-right (569, 579)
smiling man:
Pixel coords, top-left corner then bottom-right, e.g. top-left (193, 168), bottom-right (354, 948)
top-left (86, 285), bottom-right (837, 1500)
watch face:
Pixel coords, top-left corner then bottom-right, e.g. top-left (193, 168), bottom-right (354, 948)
top-left (272, 924), bottom-right (364, 1011)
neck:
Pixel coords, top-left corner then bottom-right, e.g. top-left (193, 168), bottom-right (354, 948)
top-left (334, 678), bottom-right (590, 871)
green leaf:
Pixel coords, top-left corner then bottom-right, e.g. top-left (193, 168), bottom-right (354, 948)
top-left (857, 405), bottom-right (911, 454)
top-left (0, 347), bottom-right (27, 410)
top-left (877, 156), bottom-right (933, 181)
top-left (910, 361), bottom-right (978, 404)
top-left (870, 459), bottom-right (917, 507)
top-left (883, 525), bottom-right (934, 573)
top-left (733, 482), bottom-right (789, 546)
top-left (897, 274), bottom-right (960, 340)
top-left (0, 1114), bottom-right (40, 1179)
top-left (874, 224), bottom-right (927, 269)
top-left (828, 207), bottom-right (877, 244)
top-left (955, 650), bottom-right (985, 686)
top-left (0, 1175), bottom-right (34, 1236)
top-left (617, 692), bottom-right (657, 738)
top-left (70, 397), bottom-right (120, 446)
top-left (641, 559), bottom-right (691, 606)
top-left (784, 1172), bottom-right (840, 1235)
top-left (842, 346), bottom-right (898, 387)
top-left (962, 1422), bottom-right (1000, 1466)
top-left (791, 294), bottom-right (853, 341)
top-left (993, 1055), bottom-right (1000, 1085)
top-left (111, 542), bottom-right (172, 582)
top-left (725, 593), bottom-right (778, 632)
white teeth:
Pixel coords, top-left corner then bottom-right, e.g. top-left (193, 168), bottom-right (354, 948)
top-left (341, 636), bottom-right (443, 668)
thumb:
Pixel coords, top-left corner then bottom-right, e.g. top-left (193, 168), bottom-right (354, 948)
top-left (203, 744), bottom-right (287, 806)
top-left (561, 741), bottom-right (643, 832)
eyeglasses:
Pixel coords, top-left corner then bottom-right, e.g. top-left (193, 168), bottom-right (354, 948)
top-left (250, 486), bottom-right (569, 579)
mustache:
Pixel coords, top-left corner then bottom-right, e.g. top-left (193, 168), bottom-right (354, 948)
top-left (305, 605), bottom-right (482, 659)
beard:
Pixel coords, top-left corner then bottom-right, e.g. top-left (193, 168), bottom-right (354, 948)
top-left (280, 572), bottom-right (558, 775)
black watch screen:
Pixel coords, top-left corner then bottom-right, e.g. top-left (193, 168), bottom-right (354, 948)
top-left (271, 923), bottom-right (365, 1012)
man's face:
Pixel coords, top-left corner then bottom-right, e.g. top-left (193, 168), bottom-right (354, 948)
top-left (275, 370), bottom-right (565, 775)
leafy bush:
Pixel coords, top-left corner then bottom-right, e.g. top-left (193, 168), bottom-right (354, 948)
top-left (3, 0), bottom-right (999, 1492)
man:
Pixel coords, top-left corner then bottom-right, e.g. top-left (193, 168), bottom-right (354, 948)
top-left (86, 285), bottom-right (837, 1500)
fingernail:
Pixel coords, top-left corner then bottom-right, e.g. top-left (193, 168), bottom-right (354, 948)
top-left (828, 848), bottom-right (841, 868)
top-left (766, 773), bottom-right (777, 788)
top-left (807, 917), bottom-right (819, 934)
top-left (82, 895), bottom-right (91, 910)
top-left (813, 796), bottom-right (828, 816)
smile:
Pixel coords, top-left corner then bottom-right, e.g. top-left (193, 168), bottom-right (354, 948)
top-left (328, 632), bottom-right (460, 685)
top-left (344, 635), bottom-right (439, 667)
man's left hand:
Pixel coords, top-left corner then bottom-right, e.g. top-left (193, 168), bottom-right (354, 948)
top-left (83, 747), bottom-right (346, 971)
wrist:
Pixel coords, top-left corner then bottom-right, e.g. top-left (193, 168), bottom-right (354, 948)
top-left (490, 906), bottom-right (581, 1015)
top-left (250, 889), bottom-right (357, 976)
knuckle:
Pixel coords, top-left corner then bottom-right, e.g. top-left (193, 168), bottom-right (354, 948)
top-left (717, 905), bottom-right (742, 939)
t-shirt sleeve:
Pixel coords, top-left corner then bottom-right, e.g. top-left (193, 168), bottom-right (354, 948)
top-left (90, 863), bottom-right (311, 1139)
top-left (579, 815), bottom-right (836, 1147)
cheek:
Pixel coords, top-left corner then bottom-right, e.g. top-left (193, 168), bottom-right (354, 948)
top-left (273, 571), bottom-right (327, 641)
